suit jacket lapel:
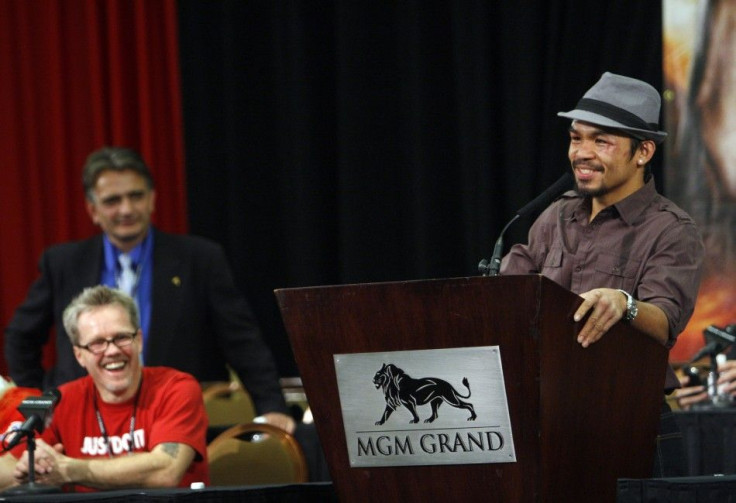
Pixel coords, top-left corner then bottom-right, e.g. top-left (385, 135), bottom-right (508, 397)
top-left (148, 229), bottom-right (184, 361)
top-left (68, 237), bottom-right (104, 296)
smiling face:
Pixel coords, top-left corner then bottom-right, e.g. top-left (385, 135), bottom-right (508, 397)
top-left (568, 121), bottom-right (655, 214)
top-left (85, 169), bottom-right (156, 253)
top-left (73, 304), bottom-right (142, 404)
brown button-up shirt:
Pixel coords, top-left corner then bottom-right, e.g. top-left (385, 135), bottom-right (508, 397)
top-left (501, 178), bottom-right (705, 390)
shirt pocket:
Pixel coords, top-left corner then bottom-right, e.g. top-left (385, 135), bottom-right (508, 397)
top-left (542, 246), bottom-right (563, 270)
top-left (593, 252), bottom-right (641, 292)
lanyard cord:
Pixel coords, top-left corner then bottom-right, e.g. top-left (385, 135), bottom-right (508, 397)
top-left (93, 376), bottom-right (142, 457)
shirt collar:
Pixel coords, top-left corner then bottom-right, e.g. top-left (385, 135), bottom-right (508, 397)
top-left (103, 229), bottom-right (153, 271)
top-left (611, 177), bottom-right (657, 226)
top-left (569, 177), bottom-right (657, 225)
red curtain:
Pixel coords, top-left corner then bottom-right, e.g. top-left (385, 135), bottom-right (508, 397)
top-left (0, 0), bottom-right (187, 375)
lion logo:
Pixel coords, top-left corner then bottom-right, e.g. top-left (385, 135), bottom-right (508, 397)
top-left (373, 363), bottom-right (477, 425)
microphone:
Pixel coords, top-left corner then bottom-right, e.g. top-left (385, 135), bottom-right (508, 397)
top-left (689, 325), bottom-right (736, 363)
top-left (690, 341), bottom-right (726, 363)
top-left (0, 389), bottom-right (64, 495)
top-left (705, 324), bottom-right (736, 345)
top-left (3, 389), bottom-right (61, 451)
top-left (479, 171), bottom-right (573, 276)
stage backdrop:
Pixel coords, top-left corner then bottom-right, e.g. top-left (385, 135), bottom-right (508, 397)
top-left (178, 1), bottom-right (665, 376)
top-left (663, 0), bottom-right (736, 362)
top-left (1, 1), bottom-right (684, 379)
top-left (0, 0), bottom-right (187, 376)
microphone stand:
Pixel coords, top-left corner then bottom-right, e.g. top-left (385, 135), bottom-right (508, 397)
top-left (705, 353), bottom-right (719, 404)
top-left (708, 353), bottom-right (735, 408)
top-left (2, 430), bottom-right (61, 495)
top-left (693, 324), bottom-right (736, 409)
top-left (479, 215), bottom-right (519, 276)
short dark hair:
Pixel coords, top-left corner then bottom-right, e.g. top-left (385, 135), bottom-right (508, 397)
top-left (629, 137), bottom-right (642, 158)
top-left (83, 147), bottom-right (155, 201)
top-left (628, 137), bottom-right (652, 180)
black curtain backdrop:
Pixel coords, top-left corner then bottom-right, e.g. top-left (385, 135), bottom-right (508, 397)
top-left (177, 1), bottom-right (664, 376)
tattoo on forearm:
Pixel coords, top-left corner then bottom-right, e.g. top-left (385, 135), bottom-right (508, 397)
top-left (161, 443), bottom-right (180, 459)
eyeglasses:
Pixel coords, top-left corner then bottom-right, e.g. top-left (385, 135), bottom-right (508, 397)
top-left (77, 332), bottom-right (137, 354)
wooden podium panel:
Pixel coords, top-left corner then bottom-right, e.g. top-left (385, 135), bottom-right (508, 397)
top-left (275, 275), bottom-right (667, 502)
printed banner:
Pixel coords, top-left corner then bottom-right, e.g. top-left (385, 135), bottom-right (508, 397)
top-left (663, 0), bottom-right (736, 361)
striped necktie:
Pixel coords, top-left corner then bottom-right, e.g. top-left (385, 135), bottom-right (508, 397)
top-left (117, 253), bottom-right (137, 296)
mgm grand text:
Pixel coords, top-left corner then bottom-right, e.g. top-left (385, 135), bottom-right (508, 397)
top-left (357, 430), bottom-right (505, 457)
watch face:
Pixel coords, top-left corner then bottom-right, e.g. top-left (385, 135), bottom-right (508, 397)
top-left (618, 290), bottom-right (637, 322)
top-left (626, 298), bottom-right (638, 321)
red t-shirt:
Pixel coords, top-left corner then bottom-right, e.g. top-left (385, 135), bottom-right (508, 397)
top-left (10, 367), bottom-right (209, 492)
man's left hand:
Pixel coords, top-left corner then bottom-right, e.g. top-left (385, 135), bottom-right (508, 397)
top-left (14, 440), bottom-right (66, 486)
top-left (574, 288), bottom-right (627, 347)
top-left (258, 412), bottom-right (296, 434)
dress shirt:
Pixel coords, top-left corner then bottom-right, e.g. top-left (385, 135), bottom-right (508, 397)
top-left (501, 178), bottom-right (705, 390)
top-left (101, 232), bottom-right (153, 360)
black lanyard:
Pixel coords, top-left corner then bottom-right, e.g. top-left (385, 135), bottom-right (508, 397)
top-left (92, 377), bottom-right (142, 457)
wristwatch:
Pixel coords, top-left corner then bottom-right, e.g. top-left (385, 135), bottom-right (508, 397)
top-left (617, 289), bottom-right (638, 322)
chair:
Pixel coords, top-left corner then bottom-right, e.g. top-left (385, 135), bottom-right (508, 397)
top-left (207, 422), bottom-right (309, 486)
top-left (202, 380), bottom-right (257, 427)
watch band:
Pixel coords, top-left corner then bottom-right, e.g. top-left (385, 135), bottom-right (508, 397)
top-left (616, 289), bottom-right (638, 322)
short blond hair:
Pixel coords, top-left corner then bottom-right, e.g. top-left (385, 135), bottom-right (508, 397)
top-left (62, 286), bottom-right (140, 345)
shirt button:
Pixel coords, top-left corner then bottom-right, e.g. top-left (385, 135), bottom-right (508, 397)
top-left (574, 266), bottom-right (581, 272)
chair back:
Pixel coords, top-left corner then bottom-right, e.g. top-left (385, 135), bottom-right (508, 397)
top-left (207, 422), bottom-right (309, 485)
top-left (202, 381), bottom-right (257, 427)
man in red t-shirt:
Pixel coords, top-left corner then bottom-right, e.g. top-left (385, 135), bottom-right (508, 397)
top-left (0, 285), bottom-right (209, 492)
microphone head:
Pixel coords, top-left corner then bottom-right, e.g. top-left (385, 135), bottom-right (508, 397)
top-left (44, 388), bottom-right (62, 403)
top-left (516, 171), bottom-right (573, 219)
top-left (18, 388), bottom-right (62, 427)
top-left (704, 324), bottom-right (736, 345)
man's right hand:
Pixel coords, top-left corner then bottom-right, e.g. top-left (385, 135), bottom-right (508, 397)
top-left (716, 360), bottom-right (736, 398)
top-left (673, 360), bottom-right (736, 410)
top-left (673, 374), bottom-right (708, 410)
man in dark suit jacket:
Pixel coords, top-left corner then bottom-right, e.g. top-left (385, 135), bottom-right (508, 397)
top-left (4, 146), bottom-right (294, 432)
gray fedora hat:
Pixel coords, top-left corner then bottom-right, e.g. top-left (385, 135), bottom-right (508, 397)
top-left (558, 72), bottom-right (667, 144)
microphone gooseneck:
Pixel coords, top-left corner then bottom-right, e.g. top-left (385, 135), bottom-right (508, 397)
top-left (479, 171), bottom-right (573, 276)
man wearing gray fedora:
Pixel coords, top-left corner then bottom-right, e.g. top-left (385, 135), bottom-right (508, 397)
top-left (501, 72), bottom-right (705, 476)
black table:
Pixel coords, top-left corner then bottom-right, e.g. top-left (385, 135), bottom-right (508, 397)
top-left (675, 408), bottom-right (736, 476)
top-left (618, 475), bottom-right (736, 502)
top-left (0, 482), bottom-right (337, 502)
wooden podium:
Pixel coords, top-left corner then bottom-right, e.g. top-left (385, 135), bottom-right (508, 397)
top-left (275, 275), bottom-right (668, 502)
